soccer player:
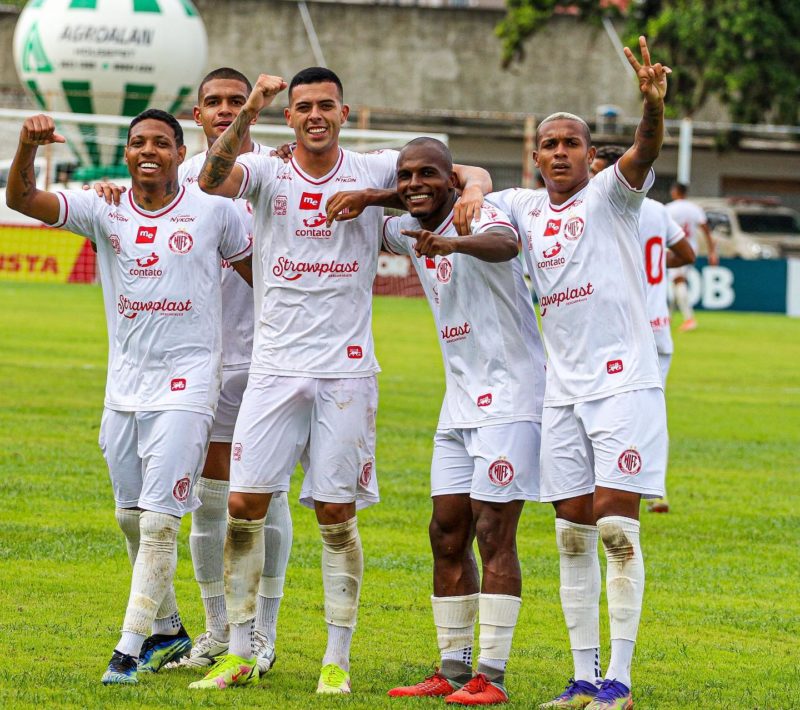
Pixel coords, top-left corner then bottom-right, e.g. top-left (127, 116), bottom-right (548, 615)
top-left (591, 146), bottom-right (696, 514)
top-left (486, 37), bottom-right (669, 710)
top-left (192, 67), bottom-right (492, 693)
top-left (328, 137), bottom-right (545, 704)
top-left (666, 181), bottom-right (717, 331)
top-left (6, 109), bottom-right (252, 685)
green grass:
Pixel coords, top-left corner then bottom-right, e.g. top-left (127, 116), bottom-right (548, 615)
top-left (0, 282), bottom-right (798, 709)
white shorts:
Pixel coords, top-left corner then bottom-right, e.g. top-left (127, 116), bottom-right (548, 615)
top-left (431, 421), bottom-right (541, 503)
top-left (99, 408), bottom-right (213, 517)
top-left (540, 388), bottom-right (667, 502)
top-left (210, 368), bottom-right (249, 443)
top-left (230, 374), bottom-right (379, 510)
top-left (658, 353), bottom-right (672, 387)
top-left (669, 265), bottom-right (690, 280)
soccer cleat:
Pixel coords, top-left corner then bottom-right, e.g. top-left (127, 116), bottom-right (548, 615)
top-left (445, 673), bottom-right (508, 705)
top-left (163, 630), bottom-right (229, 669)
top-left (388, 670), bottom-right (457, 697)
top-left (646, 496), bottom-right (670, 513)
top-left (678, 318), bottom-right (697, 332)
top-left (188, 653), bottom-right (259, 689)
top-left (252, 629), bottom-right (277, 674)
top-left (316, 663), bottom-right (351, 694)
top-left (584, 679), bottom-right (633, 710)
top-left (138, 624), bottom-right (192, 672)
top-left (539, 678), bottom-right (599, 708)
top-left (101, 650), bottom-right (138, 685)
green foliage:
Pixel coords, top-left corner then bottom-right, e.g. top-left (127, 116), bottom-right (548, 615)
top-left (1, 283), bottom-right (799, 708)
top-left (498, 0), bottom-right (800, 123)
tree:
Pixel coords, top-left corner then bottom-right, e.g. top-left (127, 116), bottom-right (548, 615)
top-left (497, 0), bottom-right (800, 124)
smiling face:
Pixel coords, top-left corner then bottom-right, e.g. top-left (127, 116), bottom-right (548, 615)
top-left (396, 142), bottom-right (457, 228)
top-left (125, 118), bottom-right (185, 187)
top-left (284, 81), bottom-right (349, 155)
top-left (534, 119), bottom-right (596, 201)
top-left (194, 78), bottom-right (252, 144)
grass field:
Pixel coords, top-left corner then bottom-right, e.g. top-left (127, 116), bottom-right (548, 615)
top-left (0, 282), bottom-right (798, 709)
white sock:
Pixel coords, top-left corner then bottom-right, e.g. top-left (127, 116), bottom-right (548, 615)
top-left (598, 516), bottom-right (644, 690)
top-left (256, 492), bottom-right (293, 644)
top-left (115, 507), bottom-right (141, 565)
top-left (477, 594), bottom-right (521, 684)
top-left (224, 515), bottom-right (266, 657)
top-left (116, 631), bottom-right (146, 658)
top-left (119, 512), bottom-right (181, 655)
top-left (190, 478), bottom-right (229, 635)
top-left (432, 594), bottom-right (479, 678)
top-left (152, 610), bottom-right (181, 636)
top-left (555, 519), bottom-right (601, 683)
top-left (320, 517), bottom-right (362, 670)
top-left (673, 281), bottom-right (693, 320)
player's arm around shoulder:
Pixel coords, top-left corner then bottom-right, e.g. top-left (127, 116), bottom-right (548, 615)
top-left (452, 164), bottom-right (492, 235)
top-left (6, 114), bottom-right (65, 225)
top-left (218, 199), bottom-right (254, 285)
top-left (617, 36), bottom-right (669, 190)
top-left (325, 187), bottom-right (403, 227)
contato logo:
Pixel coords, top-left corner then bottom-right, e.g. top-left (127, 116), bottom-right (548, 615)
top-left (303, 213), bottom-right (327, 228)
top-left (130, 251), bottom-right (162, 278)
top-left (539, 282), bottom-right (594, 316)
top-left (538, 241), bottom-right (566, 270)
top-left (117, 295), bottom-right (192, 319)
top-left (477, 393), bottom-right (493, 407)
top-left (488, 458), bottom-right (514, 486)
top-left (299, 192), bottom-right (322, 210)
top-left (168, 230), bottom-right (193, 255)
top-left (440, 321), bottom-right (471, 343)
top-left (136, 225), bottom-right (157, 244)
top-left (272, 257), bottom-right (359, 280)
top-left (295, 212), bottom-right (333, 239)
top-left (274, 194), bottom-right (288, 216)
top-left (617, 448), bottom-right (642, 475)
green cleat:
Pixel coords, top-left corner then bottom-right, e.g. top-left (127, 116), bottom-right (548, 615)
top-left (188, 653), bottom-right (259, 690)
top-left (317, 663), bottom-right (351, 694)
top-left (138, 625), bottom-right (192, 673)
top-left (101, 650), bottom-right (138, 685)
top-left (539, 678), bottom-right (599, 708)
top-left (584, 680), bottom-right (633, 710)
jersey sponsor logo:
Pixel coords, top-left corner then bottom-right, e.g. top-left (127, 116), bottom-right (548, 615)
top-left (172, 475), bottom-right (191, 502)
top-left (272, 256), bottom-right (359, 280)
top-left (108, 211), bottom-right (128, 222)
top-left (232, 443), bottom-right (243, 462)
top-left (136, 225), bottom-right (157, 244)
top-left (526, 230), bottom-right (533, 251)
top-left (538, 241), bottom-right (566, 270)
top-left (650, 315), bottom-right (670, 330)
top-left (117, 295), bottom-right (193, 319)
top-left (539, 281), bottom-right (594, 316)
top-left (274, 194), bottom-right (288, 216)
top-left (335, 175), bottom-right (357, 183)
top-left (528, 207), bottom-right (542, 217)
top-left (359, 460), bottom-right (373, 486)
top-left (563, 216), bottom-right (585, 241)
top-left (109, 235), bottom-right (121, 255)
top-left (477, 393), bottom-right (492, 407)
top-left (436, 258), bottom-right (452, 283)
top-left (440, 321), bottom-right (471, 343)
top-left (130, 252), bottom-right (163, 278)
top-left (168, 230), bottom-right (194, 255)
top-left (488, 458), bottom-right (514, 486)
top-left (543, 218), bottom-right (561, 236)
top-left (617, 448), bottom-right (642, 475)
top-left (483, 205), bottom-right (499, 220)
top-left (347, 345), bottom-right (363, 359)
top-left (299, 192), bottom-right (323, 210)
top-left (607, 359), bottom-right (624, 374)
top-left (277, 172), bottom-right (293, 181)
top-left (432, 284), bottom-right (440, 305)
top-left (303, 213), bottom-right (327, 228)
top-left (170, 214), bottom-right (195, 223)
top-left (170, 377), bottom-right (186, 391)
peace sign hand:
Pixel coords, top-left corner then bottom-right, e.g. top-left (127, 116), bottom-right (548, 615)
top-left (624, 36), bottom-right (671, 106)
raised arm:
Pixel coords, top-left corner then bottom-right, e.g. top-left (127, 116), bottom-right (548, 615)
top-left (452, 164), bottom-right (492, 236)
top-left (6, 114), bottom-right (65, 224)
top-left (403, 226), bottom-right (518, 263)
top-left (199, 73), bottom-right (287, 197)
top-left (617, 36), bottom-right (670, 189)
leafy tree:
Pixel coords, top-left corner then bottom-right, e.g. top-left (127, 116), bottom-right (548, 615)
top-left (497, 0), bottom-right (800, 124)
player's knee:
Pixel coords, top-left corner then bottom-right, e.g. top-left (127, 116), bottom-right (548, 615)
top-left (429, 515), bottom-right (471, 561)
top-left (228, 491), bottom-right (268, 520)
top-left (314, 500), bottom-right (354, 525)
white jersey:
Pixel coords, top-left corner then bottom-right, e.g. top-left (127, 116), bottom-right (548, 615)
top-left (52, 187), bottom-right (251, 415)
top-left (665, 197), bottom-right (706, 252)
top-left (179, 142), bottom-right (271, 370)
top-left (638, 198), bottom-right (685, 355)
top-left (382, 204), bottom-right (545, 430)
top-left (236, 148), bottom-right (398, 378)
top-left (488, 164), bottom-right (662, 407)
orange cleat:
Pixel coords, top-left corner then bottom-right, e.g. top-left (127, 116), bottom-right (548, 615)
top-left (445, 673), bottom-right (508, 705)
top-left (678, 318), bottom-right (697, 332)
top-left (388, 670), bottom-right (457, 697)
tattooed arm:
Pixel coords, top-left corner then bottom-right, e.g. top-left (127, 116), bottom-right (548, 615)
top-left (198, 73), bottom-right (287, 197)
top-left (6, 114), bottom-right (64, 224)
top-left (618, 36), bottom-right (670, 189)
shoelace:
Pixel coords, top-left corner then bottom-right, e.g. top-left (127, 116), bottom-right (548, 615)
top-left (595, 679), bottom-right (625, 701)
top-left (461, 673), bottom-right (489, 694)
top-left (416, 673), bottom-right (448, 690)
top-left (110, 653), bottom-right (136, 672)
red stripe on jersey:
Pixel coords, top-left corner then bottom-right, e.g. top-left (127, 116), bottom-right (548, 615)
top-left (127, 186), bottom-right (186, 218)
top-left (290, 149), bottom-right (344, 185)
top-left (223, 234), bottom-right (253, 262)
top-left (478, 220), bottom-right (517, 234)
top-left (53, 191), bottom-right (69, 228)
top-left (381, 216), bottom-right (401, 254)
top-left (237, 163), bottom-right (251, 200)
top-left (548, 194), bottom-right (581, 213)
top-left (435, 213), bottom-right (454, 235)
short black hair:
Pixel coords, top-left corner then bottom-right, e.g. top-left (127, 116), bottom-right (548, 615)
top-left (399, 137), bottom-right (453, 173)
top-left (536, 112), bottom-right (591, 147)
top-left (595, 145), bottom-right (626, 166)
top-left (128, 109), bottom-right (183, 147)
top-left (289, 66), bottom-right (343, 102)
top-left (672, 182), bottom-right (688, 197)
top-left (198, 67), bottom-right (252, 102)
